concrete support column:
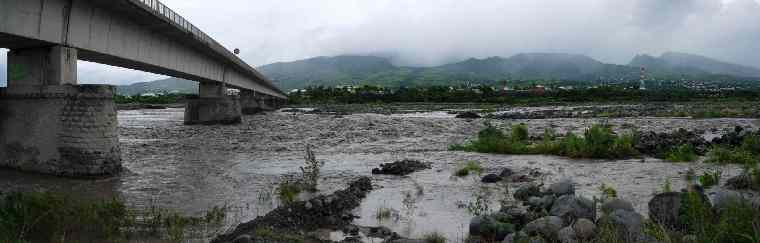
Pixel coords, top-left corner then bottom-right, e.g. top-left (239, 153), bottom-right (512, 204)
top-left (184, 82), bottom-right (242, 125)
top-left (240, 89), bottom-right (262, 115)
top-left (7, 46), bottom-right (77, 87)
top-left (258, 94), bottom-right (274, 111)
top-left (0, 46), bottom-right (121, 177)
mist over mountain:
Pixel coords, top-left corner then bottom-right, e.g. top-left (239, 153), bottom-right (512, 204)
top-left (630, 52), bottom-right (760, 78)
top-left (261, 52), bottom-right (755, 90)
top-left (58, 51), bottom-right (760, 94)
top-left (257, 56), bottom-right (397, 90)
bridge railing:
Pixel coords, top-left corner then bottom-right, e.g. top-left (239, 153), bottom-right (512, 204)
top-left (136, 0), bottom-right (214, 45)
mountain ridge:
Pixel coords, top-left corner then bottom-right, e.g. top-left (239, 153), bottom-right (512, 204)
top-left (117, 52), bottom-right (760, 94)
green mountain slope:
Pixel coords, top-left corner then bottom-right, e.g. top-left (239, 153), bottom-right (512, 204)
top-left (116, 78), bottom-right (197, 95)
top-left (260, 53), bottom-right (644, 89)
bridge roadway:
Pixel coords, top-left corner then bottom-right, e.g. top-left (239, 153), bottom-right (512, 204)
top-left (0, 0), bottom-right (286, 177)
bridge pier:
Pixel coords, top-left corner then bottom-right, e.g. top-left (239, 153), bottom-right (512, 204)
top-left (184, 82), bottom-right (242, 125)
top-left (240, 90), bottom-right (263, 115)
top-left (0, 46), bottom-right (121, 177)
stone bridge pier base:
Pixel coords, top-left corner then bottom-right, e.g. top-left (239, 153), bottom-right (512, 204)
top-left (240, 90), bottom-right (263, 115)
top-left (184, 82), bottom-right (242, 125)
top-left (0, 46), bottom-right (121, 177)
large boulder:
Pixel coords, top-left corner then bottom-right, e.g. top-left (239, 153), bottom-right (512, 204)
top-left (725, 174), bottom-right (753, 190)
top-left (515, 183), bottom-right (542, 201)
top-left (711, 190), bottom-right (746, 212)
top-left (527, 195), bottom-right (556, 211)
top-left (482, 174), bottom-right (503, 183)
top-left (456, 111), bottom-right (482, 119)
top-left (547, 180), bottom-right (575, 197)
top-left (648, 192), bottom-right (684, 230)
top-left (470, 214), bottom-right (516, 241)
top-left (549, 195), bottom-right (596, 223)
top-left (572, 218), bottom-right (596, 240)
top-left (232, 235), bottom-right (253, 243)
top-left (500, 168), bottom-right (515, 177)
top-left (598, 209), bottom-right (645, 242)
top-left (499, 206), bottom-right (530, 228)
top-left (557, 226), bottom-right (578, 243)
top-left (523, 216), bottom-right (565, 241)
top-left (602, 198), bottom-right (635, 214)
top-left (371, 159), bottom-right (431, 176)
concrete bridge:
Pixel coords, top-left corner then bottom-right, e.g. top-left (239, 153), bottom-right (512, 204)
top-left (0, 0), bottom-right (287, 176)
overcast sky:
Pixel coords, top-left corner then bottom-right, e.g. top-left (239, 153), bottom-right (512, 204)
top-left (2, 0), bottom-right (760, 86)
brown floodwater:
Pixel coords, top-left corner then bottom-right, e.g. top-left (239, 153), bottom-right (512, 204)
top-left (1, 107), bottom-right (757, 242)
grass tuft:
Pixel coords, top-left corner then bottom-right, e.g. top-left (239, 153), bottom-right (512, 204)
top-left (423, 231), bottom-right (447, 243)
top-left (665, 144), bottom-right (698, 162)
top-left (454, 161), bottom-right (483, 177)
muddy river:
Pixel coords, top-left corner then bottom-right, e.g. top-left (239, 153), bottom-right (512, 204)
top-left (1, 108), bottom-right (758, 242)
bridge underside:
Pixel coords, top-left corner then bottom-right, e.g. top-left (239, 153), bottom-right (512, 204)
top-left (0, 0), bottom-right (287, 177)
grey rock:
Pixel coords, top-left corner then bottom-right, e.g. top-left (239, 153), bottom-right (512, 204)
top-left (549, 195), bottom-right (596, 223)
top-left (557, 226), bottom-right (578, 243)
top-left (711, 190), bottom-right (746, 212)
top-left (232, 234), bottom-right (253, 243)
top-left (527, 195), bottom-right (556, 211)
top-left (648, 192), bottom-right (684, 230)
top-left (502, 231), bottom-right (530, 243)
top-left (602, 198), bottom-right (635, 214)
top-left (515, 183), bottom-right (542, 201)
top-left (470, 214), bottom-right (516, 240)
top-left (470, 216), bottom-right (486, 236)
top-left (523, 216), bottom-right (564, 240)
top-left (547, 180), bottom-right (575, 196)
top-left (482, 173), bottom-right (503, 183)
top-left (599, 209), bottom-right (645, 242)
top-left (500, 168), bottom-right (515, 177)
top-left (499, 206), bottom-right (529, 227)
top-left (726, 174), bottom-right (753, 190)
top-left (572, 218), bottom-right (596, 240)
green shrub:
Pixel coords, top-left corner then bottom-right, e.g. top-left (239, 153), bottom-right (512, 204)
top-left (453, 123), bottom-right (638, 159)
top-left (300, 145), bottom-right (325, 192)
top-left (423, 232), bottom-right (447, 243)
top-left (599, 183), bottom-right (618, 199)
top-left (582, 124), bottom-right (617, 158)
top-left (698, 170), bottom-right (722, 189)
top-left (706, 146), bottom-right (758, 165)
top-left (276, 181), bottom-right (302, 204)
top-left (741, 135), bottom-right (760, 155)
top-left (0, 191), bottom-right (225, 243)
top-left (665, 144), bottom-right (698, 162)
top-left (611, 131), bottom-right (638, 158)
top-left (511, 124), bottom-right (529, 143)
top-left (0, 192), bottom-right (132, 243)
top-left (455, 161), bottom-right (483, 177)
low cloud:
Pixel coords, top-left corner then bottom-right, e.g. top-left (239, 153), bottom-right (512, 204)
top-left (2, 0), bottom-right (760, 85)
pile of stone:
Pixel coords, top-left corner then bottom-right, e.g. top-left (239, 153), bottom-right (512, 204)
top-left (211, 177), bottom-right (373, 243)
top-left (455, 111), bottom-right (482, 119)
top-left (468, 178), bottom-right (760, 243)
top-left (712, 126), bottom-right (760, 147)
top-left (476, 181), bottom-right (655, 242)
top-left (636, 129), bottom-right (711, 157)
top-left (371, 159), bottom-right (432, 176)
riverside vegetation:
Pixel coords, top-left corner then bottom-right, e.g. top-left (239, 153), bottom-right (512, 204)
top-left (0, 191), bottom-right (227, 243)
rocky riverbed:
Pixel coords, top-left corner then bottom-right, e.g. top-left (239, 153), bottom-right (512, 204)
top-left (1, 106), bottom-right (759, 242)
